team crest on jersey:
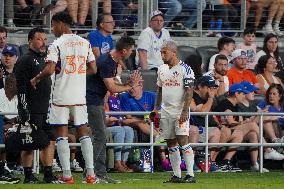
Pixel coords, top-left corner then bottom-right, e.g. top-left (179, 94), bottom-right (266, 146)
top-left (172, 71), bottom-right (179, 78)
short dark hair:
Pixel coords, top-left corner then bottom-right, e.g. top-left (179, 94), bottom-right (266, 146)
top-left (243, 28), bottom-right (256, 36)
top-left (115, 36), bottom-right (135, 51)
top-left (217, 36), bottom-right (235, 51)
top-left (214, 54), bottom-right (228, 65)
top-left (0, 26), bottom-right (7, 36)
top-left (96, 13), bottom-right (112, 29)
top-left (52, 12), bottom-right (73, 26)
top-left (28, 27), bottom-right (45, 41)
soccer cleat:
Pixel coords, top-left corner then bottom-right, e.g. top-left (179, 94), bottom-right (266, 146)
top-left (183, 175), bottom-right (196, 183)
top-left (52, 159), bottom-right (62, 172)
top-left (58, 176), bottom-right (74, 184)
top-left (43, 176), bottom-right (64, 184)
top-left (163, 175), bottom-right (183, 183)
top-left (70, 159), bottom-right (83, 172)
top-left (82, 175), bottom-right (99, 184)
top-left (0, 174), bottom-right (21, 184)
top-left (24, 174), bottom-right (40, 184)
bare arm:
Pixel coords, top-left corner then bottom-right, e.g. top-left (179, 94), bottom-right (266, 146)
top-left (154, 86), bottom-right (162, 112)
top-left (92, 47), bottom-right (100, 58)
top-left (179, 87), bottom-right (193, 123)
top-left (30, 61), bottom-right (55, 89)
top-left (138, 50), bottom-right (148, 70)
top-left (87, 60), bottom-right (97, 75)
top-left (103, 77), bottom-right (132, 93)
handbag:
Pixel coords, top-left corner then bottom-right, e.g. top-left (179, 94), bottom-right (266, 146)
top-left (6, 122), bottom-right (50, 152)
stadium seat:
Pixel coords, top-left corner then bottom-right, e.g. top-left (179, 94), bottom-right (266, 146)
top-left (196, 46), bottom-right (219, 73)
top-left (19, 44), bottom-right (29, 56)
top-left (177, 46), bottom-right (197, 62)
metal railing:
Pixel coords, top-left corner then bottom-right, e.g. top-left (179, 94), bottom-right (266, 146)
top-left (1, 111), bottom-right (284, 174)
top-left (1, 0), bottom-right (270, 34)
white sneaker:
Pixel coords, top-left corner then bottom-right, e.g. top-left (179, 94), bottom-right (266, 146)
top-left (70, 159), bottom-right (83, 172)
top-left (264, 149), bottom-right (284, 160)
top-left (273, 25), bottom-right (284, 36)
top-left (250, 162), bottom-right (269, 172)
top-left (52, 159), bottom-right (62, 172)
top-left (264, 24), bottom-right (275, 34)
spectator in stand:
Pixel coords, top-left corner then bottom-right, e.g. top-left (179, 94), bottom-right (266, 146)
top-left (4, 0), bottom-right (16, 28)
top-left (237, 28), bottom-right (257, 71)
top-left (254, 34), bottom-right (284, 79)
top-left (257, 84), bottom-right (284, 144)
top-left (254, 0), bottom-right (284, 35)
top-left (105, 92), bottom-right (134, 173)
top-left (66, 0), bottom-right (90, 27)
top-left (136, 10), bottom-right (171, 71)
top-left (40, 0), bottom-right (68, 17)
top-left (88, 13), bottom-right (114, 58)
top-left (190, 76), bottom-right (223, 172)
top-left (0, 75), bottom-right (21, 184)
top-left (256, 55), bottom-right (284, 95)
top-left (208, 36), bottom-right (235, 71)
top-left (0, 27), bottom-right (8, 58)
top-left (111, 0), bottom-right (138, 27)
top-left (239, 81), bottom-right (284, 162)
top-left (159, 0), bottom-right (206, 31)
top-left (17, 0), bottom-right (44, 26)
top-left (0, 46), bottom-right (17, 89)
top-left (204, 54), bottom-right (229, 96)
top-left (227, 49), bottom-right (258, 86)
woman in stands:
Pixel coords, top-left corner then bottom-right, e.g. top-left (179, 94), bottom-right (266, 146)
top-left (257, 84), bottom-right (284, 145)
top-left (256, 55), bottom-right (284, 95)
top-left (254, 34), bottom-right (284, 76)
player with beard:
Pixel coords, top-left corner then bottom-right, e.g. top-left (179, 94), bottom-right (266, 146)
top-left (204, 54), bottom-right (229, 96)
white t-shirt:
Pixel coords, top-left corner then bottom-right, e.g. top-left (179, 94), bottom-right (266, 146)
top-left (135, 27), bottom-right (170, 69)
top-left (0, 89), bottom-right (18, 119)
top-left (208, 53), bottom-right (232, 71)
top-left (203, 70), bottom-right (229, 92)
top-left (157, 61), bottom-right (195, 118)
top-left (46, 34), bottom-right (95, 106)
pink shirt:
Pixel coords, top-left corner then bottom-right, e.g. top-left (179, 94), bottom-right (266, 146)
top-left (237, 42), bottom-right (257, 70)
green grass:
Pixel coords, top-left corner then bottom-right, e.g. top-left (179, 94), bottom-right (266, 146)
top-left (2, 172), bottom-right (284, 189)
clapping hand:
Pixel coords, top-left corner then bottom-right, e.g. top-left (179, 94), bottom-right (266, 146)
top-left (128, 70), bottom-right (143, 87)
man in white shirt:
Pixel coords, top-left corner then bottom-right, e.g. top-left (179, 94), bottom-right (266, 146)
top-left (204, 54), bottom-right (229, 96)
top-left (30, 12), bottom-right (97, 184)
top-left (154, 40), bottom-right (196, 183)
top-left (136, 10), bottom-right (171, 71)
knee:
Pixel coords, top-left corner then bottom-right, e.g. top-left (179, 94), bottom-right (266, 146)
top-left (189, 125), bottom-right (199, 136)
top-left (231, 132), bottom-right (243, 142)
top-left (248, 132), bottom-right (258, 143)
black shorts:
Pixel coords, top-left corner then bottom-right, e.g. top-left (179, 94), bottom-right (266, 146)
top-left (30, 113), bottom-right (57, 141)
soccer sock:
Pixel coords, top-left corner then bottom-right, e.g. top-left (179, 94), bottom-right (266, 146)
top-left (56, 137), bottom-right (72, 178)
top-left (79, 136), bottom-right (95, 176)
top-left (23, 167), bottom-right (33, 179)
top-left (180, 144), bottom-right (194, 177)
top-left (43, 166), bottom-right (53, 179)
top-left (168, 146), bottom-right (181, 178)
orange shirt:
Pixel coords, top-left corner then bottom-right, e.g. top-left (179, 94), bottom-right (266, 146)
top-left (227, 67), bottom-right (257, 86)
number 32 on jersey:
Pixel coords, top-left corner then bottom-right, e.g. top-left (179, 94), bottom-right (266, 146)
top-left (64, 55), bottom-right (86, 74)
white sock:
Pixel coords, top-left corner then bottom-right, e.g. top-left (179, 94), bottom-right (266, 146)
top-left (180, 144), bottom-right (194, 177)
top-left (56, 137), bottom-right (72, 178)
top-left (168, 146), bottom-right (181, 178)
top-left (267, 20), bottom-right (272, 25)
top-left (79, 136), bottom-right (95, 176)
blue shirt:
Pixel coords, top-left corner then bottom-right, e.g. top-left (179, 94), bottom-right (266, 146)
top-left (88, 30), bottom-right (113, 55)
top-left (257, 100), bottom-right (284, 125)
top-left (86, 53), bottom-right (117, 106)
top-left (119, 91), bottom-right (156, 118)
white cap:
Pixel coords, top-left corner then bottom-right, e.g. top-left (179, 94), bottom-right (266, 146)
top-left (230, 49), bottom-right (247, 62)
top-left (150, 10), bottom-right (163, 20)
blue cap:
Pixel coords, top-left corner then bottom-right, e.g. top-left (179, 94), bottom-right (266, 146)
top-left (229, 83), bottom-right (249, 94)
top-left (2, 46), bottom-right (17, 56)
top-left (240, 80), bottom-right (259, 92)
top-left (196, 76), bottom-right (219, 87)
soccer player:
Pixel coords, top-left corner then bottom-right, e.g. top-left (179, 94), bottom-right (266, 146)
top-left (154, 40), bottom-right (196, 183)
top-left (30, 12), bottom-right (97, 184)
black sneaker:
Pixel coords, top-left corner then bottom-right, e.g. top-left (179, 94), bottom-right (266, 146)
top-left (163, 175), bottom-right (183, 183)
top-left (0, 174), bottom-right (21, 184)
top-left (97, 175), bottom-right (121, 184)
top-left (219, 160), bottom-right (242, 173)
top-left (183, 175), bottom-right (196, 183)
top-left (43, 176), bottom-right (63, 184)
top-left (24, 174), bottom-right (40, 184)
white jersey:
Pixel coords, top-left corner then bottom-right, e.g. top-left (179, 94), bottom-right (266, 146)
top-left (157, 61), bottom-right (195, 118)
top-left (0, 89), bottom-right (18, 119)
top-left (203, 70), bottom-right (229, 92)
top-left (135, 27), bottom-right (170, 69)
top-left (46, 34), bottom-right (95, 106)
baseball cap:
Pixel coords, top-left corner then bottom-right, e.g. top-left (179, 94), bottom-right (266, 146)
top-left (2, 46), bottom-right (17, 56)
top-left (230, 49), bottom-right (247, 62)
top-left (229, 83), bottom-right (249, 94)
top-left (196, 76), bottom-right (219, 87)
top-left (240, 80), bottom-right (259, 92)
top-left (150, 10), bottom-right (164, 20)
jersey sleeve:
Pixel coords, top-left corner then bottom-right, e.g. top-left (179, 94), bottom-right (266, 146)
top-left (88, 31), bottom-right (99, 48)
top-left (87, 43), bottom-right (96, 63)
top-left (46, 43), bottom-right (59, 64)
top-left (136, 30), bottom-right (150, 51)
top-left (100, 60), bottom-right (116, 78)
top-left (184, 66), bottom-right (195, 88)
